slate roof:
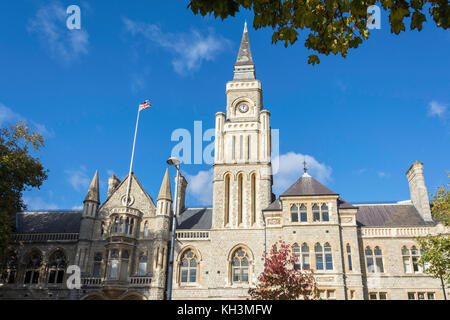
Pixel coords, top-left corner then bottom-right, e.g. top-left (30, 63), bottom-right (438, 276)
top-left (15, 211), bottom-right (82, 233)
top-left (281, 174), bottom-right (338, 197)
top-left (176, 208), bottom-right (212, 230)
top-left (263, 199), bottom-right (282, 211)
top-left (234, 21), bottom-right (254, 67)
top-left (338, 198), bottom-right (357, 209)
top-left (355, 204), bottom-right (435, 227)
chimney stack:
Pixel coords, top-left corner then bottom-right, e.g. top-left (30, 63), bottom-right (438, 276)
top-left (406, 161), bottom-right (433, 222)
top-left (107, 174), bottom-right (121, 198)
top-left (175, 174), bottom-right (188, 214)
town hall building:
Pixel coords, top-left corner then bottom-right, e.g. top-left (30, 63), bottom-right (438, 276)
top-left (0, 23), bottom-right (448, 300)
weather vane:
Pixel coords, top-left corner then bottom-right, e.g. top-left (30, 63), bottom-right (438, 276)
top-left (303, 158), bottom-right (308, 174)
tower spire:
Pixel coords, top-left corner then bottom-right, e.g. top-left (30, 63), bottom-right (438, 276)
top-left (233, 21), bottom-right (255, 80)
top-left (84, 170), bottom-right (100, 203)
top-left (157, 168), bottom-right (172, 202)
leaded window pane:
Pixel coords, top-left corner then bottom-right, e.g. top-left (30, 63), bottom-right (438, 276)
top-left (325, 253), bottom-right (333, 270)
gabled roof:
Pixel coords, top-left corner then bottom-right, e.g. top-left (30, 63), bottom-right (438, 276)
top-left (338, 198), bottom-right (357, 209)
top-left (356, 204), bottom-right (435, 227)
top-left (176, 208), bottom-right (212, 230)
top-left (15, 211), bottom-right (82, 233)
top-left (281, 174), bottom-right (338, 197)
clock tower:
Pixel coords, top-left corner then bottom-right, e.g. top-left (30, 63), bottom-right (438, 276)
top-left (212, 22), bottom-right (273, 229)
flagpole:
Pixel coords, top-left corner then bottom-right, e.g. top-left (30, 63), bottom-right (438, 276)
top-left (126, 107), bottom-right (141, 205)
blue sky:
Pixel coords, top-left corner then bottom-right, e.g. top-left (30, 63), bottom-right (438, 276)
top-left (0, 1), bottom-right (448, 210)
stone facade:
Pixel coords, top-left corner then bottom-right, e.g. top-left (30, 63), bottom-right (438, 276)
top-left (0, 23), bottom-right (448, 300)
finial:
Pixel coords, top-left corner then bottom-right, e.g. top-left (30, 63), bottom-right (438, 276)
top-left (303, 158), bottom-right (307, 174)
top-left (244, 20), bottom-right (247, 33)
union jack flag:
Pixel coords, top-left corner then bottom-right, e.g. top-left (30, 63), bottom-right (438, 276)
top-left (139, 100), bottom-right (151, 111)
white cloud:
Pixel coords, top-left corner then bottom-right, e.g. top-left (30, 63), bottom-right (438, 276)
top-left (184, 168), bottom-right (214, 205)
top-left (428, 101), bottom-right (447, 119)
top-left (65, 166), bottom-right (91, 192)
top-left (0, 102), bottom-right (53, 137)
top-left (123, 18), bottom-right (231, 75)
top-left (377, 171), bottom-right (390, 178)
top-left (272, 152), bottom-right (332, 195)
top-left (72, 205), bottom-right (83, 210)
top-left (27, 2), bottom-right (89, 63)
top-left (23, 196), bottom-right (59, 211)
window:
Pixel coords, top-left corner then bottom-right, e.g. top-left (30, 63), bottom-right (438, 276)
top-left (291, 205), bottom-right (299, 223)
top-left (293, 244), bottom-right (301, 270)
top-left (318, 289), bottom-right (336, 300)
top-left (321, 204), bottom-right (329, 222)
top-left (1, 251), bottom-right (18, 284)
top-left (224, 174), bottom-right (230, 225)
top-left (180, 250), bottom-right (198, 283)
top-left (238, 174), bottom-right (243, 225)
top-left (119, 217), bottom-right (124, 233)
top-left (312, 204), bottom-right (320, 222)
top-left (324, 243), bottom-right (333, 270)
top-left (101, 222), bottom-right (105, 236)
top-left (232, 248), bottom-right (249, 283)
top-left (251, 174), bottom-right (256, 225)
top-left (411, 246), bottom-right (421, 273)
top-left (315, 243), bottom-right (324, 270)
top-left (346, 244), bottom-right (353, 271)
top-left (300, 204), bottom-right (307, 222)
top-left (112, 216), bottom-right (119, 233)
top-left (93, 253), bottom-right (102, 277)
top-left (402, 246), bottom-right (412, 273)
top-left (108, 249), bottom-right (119, 279)
top-left (24, 250), bottom-right (43, 285)
top-left (143, 221), bottom-right (149, 238)
top-left (349, 290), bottom-right (356, 300)
top-left (129, 218), bottom-right (134, 235)
top-left (301, 243), bottom-right (311, 269)
top-left (408, 292), bottom-right (435, 300)
top-left (125, 217), bottom-right (129, 234)
top-left (365, 246), bottom-right (384, 273)
top-left (47, 250), bottom-right (67, 284)
top-left (369, 292), bottom-right (388, 300)
top-left (138, 253), bottom-right (148, 276)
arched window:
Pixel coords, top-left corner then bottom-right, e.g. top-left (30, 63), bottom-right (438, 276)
top-left (112, 216), bottom-right (119, 233)
top-left (346, 244), bottom-right (353, 271)
top-left (251, 173), bottom-right (256, 225)
top-left (24, 250), bottom-right (43, 285)
top-left (48, 250), bottom-right (67, 284)
top-left (1, 250), bottom-right (18, 284)
top-left (180, 250), bottom-right (198, 283)
top-left (129, 218), bottom-right (134, 235)
top-left (293, 243), bottom-right (301, 270)
top-left (93, 253), bottom-right (102, 277)
top-left (312, 204), bottom-right (320, 222)
top-left (324, 243), bottom-right (333, 270)
top-left (366, 246), bottom-right (384, 273)
top-left (291, 205), bottom-right (299, 223)
top-left (143, 221), bottom-right (149, 238)
top-left (108, 249), bottom-right (120, 279)
top-left (138, 253), bottom-right (148, 276)
top-left (300, 204), bottom-right (307, 222)
top-left (119, 217), bottom-right (124, 233)
top-left (231, 248), bottom-right (249, 283)
top-left (315, 243), bottom-right (324, 270)
top-left (101, 222), bottom-right (105, 236)
top-left (321, 204), bottom-right (329, 222)
top-left (402, 246), bottom-right (422, 273)
top-left (301, 243), bottom-right (311, 269)
top-left (125, 217), bottom-right (129, 235)
top-left (224, 174), bottom-right (230, 225)
top-left (238, 174), bottom-right (244, 225)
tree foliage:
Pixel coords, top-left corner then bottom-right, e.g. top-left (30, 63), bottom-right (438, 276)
top-left (187, 0), bottom-right (450, 64)
top-left (249, 240), bottom-right (317, 300)
top-left (0, 121), bottom-right (48, 258)
top-left (417, 173), bottom-right (450, 291)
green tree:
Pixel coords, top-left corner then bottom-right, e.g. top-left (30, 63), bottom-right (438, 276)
top-left (187, 0), bottom-right (450, 65)
top-left (0, 121), bottom-right (48, 259)
top-left (417, 173), bottom-right (450, 300)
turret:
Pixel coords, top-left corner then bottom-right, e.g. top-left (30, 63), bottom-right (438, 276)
top-left (79, 171), bottom-right (100, 240)
top-left (157, 169), bottom-right (172, 216)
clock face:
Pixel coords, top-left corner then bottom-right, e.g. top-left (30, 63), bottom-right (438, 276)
top-left (238, 103), bottom-right (249, 113)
